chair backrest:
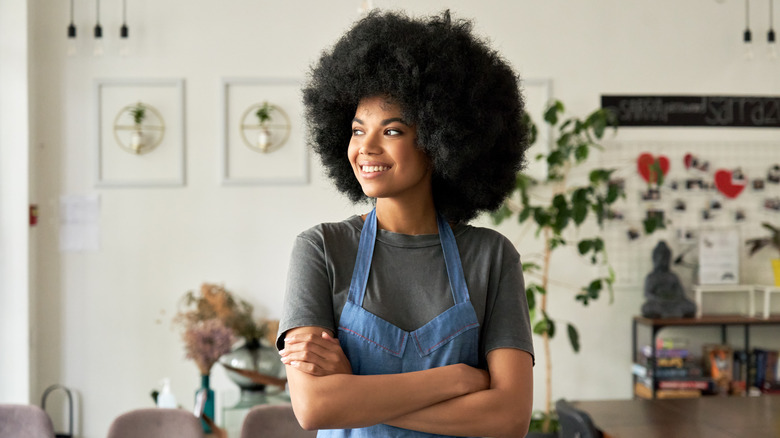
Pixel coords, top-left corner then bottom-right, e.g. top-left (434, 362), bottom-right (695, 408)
top-left (555, 399), bottom-right (601, 438)
top-left (106, 408), bottom-right (205, 438)
top-left (240, 403), bottom-right (316, 438)
top-left (0, 404), bottom-right (56, 438)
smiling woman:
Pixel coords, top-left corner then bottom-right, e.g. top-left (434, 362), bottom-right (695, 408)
top-left (348, 97), bottom-right (433, 223)
top-left (277, 9), bottom-right (534, 438)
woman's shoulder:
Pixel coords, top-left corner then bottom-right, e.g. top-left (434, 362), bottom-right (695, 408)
top-left (456, 222), bottom-right (520, 259)
top-left (296, 215), bottom-right (363, 244)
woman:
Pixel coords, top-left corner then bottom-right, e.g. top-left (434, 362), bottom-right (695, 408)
top-left (277, 10), bottom-right (534, 438)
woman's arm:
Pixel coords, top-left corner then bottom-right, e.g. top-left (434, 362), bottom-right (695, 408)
top-left (283, 326), bottom-right (490, 431)
top-left (385, 348), bottom-right (533, 438)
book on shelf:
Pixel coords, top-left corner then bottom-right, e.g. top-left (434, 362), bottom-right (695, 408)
top-left (634, 382), bottom-right (701, 399)
top-left (632, 363), bottom-right (703, 379)
top-left (657, 378), bottom-right (715, 391)
top-left (655, 337), bottom-right (688, 350)
top-left (640, 345), bottom-right (690, 359)
top-left (752, 348), bottom-right (780, 393)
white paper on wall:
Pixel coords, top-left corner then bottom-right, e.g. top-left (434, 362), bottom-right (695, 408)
top-left (698, 228), bottom-right (739, 285)
top-left (59, 194), bottom-right (100, 252)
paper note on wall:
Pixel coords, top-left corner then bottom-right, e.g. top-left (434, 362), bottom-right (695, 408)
top-left (698, 228), bottom-right (739, 285)
top-left (59, 194), bottom-right (100, 252)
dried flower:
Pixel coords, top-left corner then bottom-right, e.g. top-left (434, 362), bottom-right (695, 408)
top-left (175, 283), bottom-right (268, 342)
top-left (183, 319), bottom-right (235, 375)
top-left (174, 283), bottom-right (269, 374)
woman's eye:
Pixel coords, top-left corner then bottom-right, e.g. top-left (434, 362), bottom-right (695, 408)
top-left (385, 128), bottom-right (402, 136)
top-left (352, 128), bottom-right (364, 136)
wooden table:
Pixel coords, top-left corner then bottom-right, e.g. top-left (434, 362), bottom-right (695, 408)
top-left (572, 396), bottom-right (780, 438)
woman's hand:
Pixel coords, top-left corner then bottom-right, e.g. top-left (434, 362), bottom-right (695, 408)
top-left (280, 330), bottom-right (353, 376)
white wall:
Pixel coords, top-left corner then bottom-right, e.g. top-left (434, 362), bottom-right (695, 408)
top-left (22, 0), bottom-right (780, 436)
top-left (0, 0), bottom-right (30, 404)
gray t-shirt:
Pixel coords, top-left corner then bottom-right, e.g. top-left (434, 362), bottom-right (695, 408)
top-left (277, 215), bottom-right (534, 368)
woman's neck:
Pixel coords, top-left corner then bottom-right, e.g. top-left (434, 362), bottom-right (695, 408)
top-left (374, 197), bottom-right (438, 235)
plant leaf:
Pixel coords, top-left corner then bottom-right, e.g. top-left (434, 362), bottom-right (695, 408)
top-left (567, 323), bottom-right (580, 353)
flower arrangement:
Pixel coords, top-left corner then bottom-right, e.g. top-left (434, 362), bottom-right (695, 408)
top-left (175, 283), bottom-right (268, 375)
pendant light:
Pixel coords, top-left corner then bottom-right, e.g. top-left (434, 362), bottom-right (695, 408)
top-left (67, 0), bottom-right (77, 56)
top-left (769, 0), bottom-right (777, 59)
top-left (93, 0), bottom-right (104, 57)
top-left (119, 0), bottom-right (130, 56)
top-left (744, 0), bottom-right (754, 60)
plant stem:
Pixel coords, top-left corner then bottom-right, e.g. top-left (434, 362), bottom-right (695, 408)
top-left (541, 226), bottom-right (552, 431)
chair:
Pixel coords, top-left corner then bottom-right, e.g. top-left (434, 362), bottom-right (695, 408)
top-left (555, 399), bottom-right (602, 438)
top-left (0, 404), bottom-right (56, 438)
top-left (106, 408), bottom-right (205, 438)
top-left (240, 404), bottom-right (316, 438)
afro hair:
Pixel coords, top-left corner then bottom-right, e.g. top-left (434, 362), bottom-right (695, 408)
top-left (303, 10), bottom-right (529, 223)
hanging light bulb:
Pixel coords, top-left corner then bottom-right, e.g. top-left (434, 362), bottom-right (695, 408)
top-left (769, 0), bottom-right (778, 59)
top-left (744, 0), bottom-right (754, 60)
top-left (67, 0), bottom-right (77, 56)
top-left (93, 0), bottom-right (104, 57)
top-left (119, 0), bottom-right (129, 56)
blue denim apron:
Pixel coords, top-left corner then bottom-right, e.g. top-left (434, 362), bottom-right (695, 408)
top-left (318, 209), bottom-right (479, 437)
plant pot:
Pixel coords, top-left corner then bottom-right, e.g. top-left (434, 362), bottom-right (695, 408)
top-left (131, 129), bottom-right (145, 153)
top-left (772, 259), bottom-right (780, 287)
top-left (257, 128), bottom-right (272, 152)
top-left (525, 432), bottom-right (557, 438)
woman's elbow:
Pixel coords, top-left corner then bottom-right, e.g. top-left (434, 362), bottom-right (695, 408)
top-left (291, 396), bottom-right (329, 431)
top-left (491, 407), bottom-right (531, 438)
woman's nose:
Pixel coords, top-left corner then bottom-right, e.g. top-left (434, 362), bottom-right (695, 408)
top-left (359, 132), bottom-right (382, 155)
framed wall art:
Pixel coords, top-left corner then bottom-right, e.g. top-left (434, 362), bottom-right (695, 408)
top-left (94, 78), bottom-right (186, 187)
top-left (220, 77), bottom-right (308, 185)
top-left (523, 78), bottom-right (553, 181)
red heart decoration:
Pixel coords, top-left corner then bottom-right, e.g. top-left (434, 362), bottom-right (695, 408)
top-left (684, 154), bottom-right (693, 169)
top-left (637, 153), bottom-right (670, 184)
top-left (714, 169), bottom-right (746, 199)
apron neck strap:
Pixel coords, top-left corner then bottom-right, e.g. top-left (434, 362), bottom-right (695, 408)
top-left (347, 209), bottom-right (470, 307)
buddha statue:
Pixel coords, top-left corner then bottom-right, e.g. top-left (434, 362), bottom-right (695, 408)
top-left (641, 241), bottom-right (697, 318)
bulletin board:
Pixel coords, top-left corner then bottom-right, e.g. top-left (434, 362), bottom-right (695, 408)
top-left (594, 140), bottom-right (780, 288)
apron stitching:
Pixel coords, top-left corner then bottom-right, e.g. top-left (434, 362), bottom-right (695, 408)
top-left (339, 326), bottom-right (405, 356)
top-left (417, 322), bottom-right (479, 354)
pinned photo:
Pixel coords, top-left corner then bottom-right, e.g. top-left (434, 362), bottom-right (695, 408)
top-left (768, 165), bottom-right (780, 184)
top-left (641, 188), bottom-right (661, 201)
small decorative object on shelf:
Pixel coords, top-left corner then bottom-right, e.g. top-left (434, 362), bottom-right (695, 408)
top-left (113, 101), bottom-right (166, 155)
top-left (641, 241), bottom-right (697, 318)
top-left (240, 101), bottom-right (291, 153)
top-left (745, 222), bottom-right (780, 286)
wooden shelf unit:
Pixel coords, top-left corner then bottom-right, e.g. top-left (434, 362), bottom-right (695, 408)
top-left (632, 315), bottom-right (780, 398)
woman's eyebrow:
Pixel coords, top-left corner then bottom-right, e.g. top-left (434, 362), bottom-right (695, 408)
top-left (351, 117), bottom-right (409, 126)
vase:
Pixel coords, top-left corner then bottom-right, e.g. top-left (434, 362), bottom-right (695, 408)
top-left (257, 128), bottom-right (271, 152)
top-left (220, 338), bottom-right (286, 407)
top-left (195, 374), bottom-right (215, 434)
top-left (131, 129), bottom-right (145, 153)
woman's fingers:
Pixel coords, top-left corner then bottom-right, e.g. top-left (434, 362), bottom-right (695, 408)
top-left (281, 331), bottom-right (352, 376)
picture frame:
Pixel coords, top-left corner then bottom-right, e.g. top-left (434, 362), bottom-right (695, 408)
top-left (219, 77), bottom-right (309, 185)
top-left (522, 78), bottom-right (553, 181)
top-left (94, 78), bottom-right (186, 187)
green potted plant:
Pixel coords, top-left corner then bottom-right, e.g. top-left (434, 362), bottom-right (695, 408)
top-left (255, 102), bottom-right (274, 151)
top-left (129, 102), bottom-right (146, 153)
top-left (745, 222), bottom-right (780, 286)
top-left (493, 100), bottom-right (639, 435)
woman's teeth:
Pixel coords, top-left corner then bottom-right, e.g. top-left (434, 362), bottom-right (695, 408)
top-left (362, 165), bottom-right (389, 173)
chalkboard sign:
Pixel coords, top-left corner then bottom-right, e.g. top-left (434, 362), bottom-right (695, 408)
top-left (601, 95), bottom-right (780, 128)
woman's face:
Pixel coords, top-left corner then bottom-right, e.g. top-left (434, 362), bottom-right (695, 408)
top-left (348, 96), bottom-right (432, 202)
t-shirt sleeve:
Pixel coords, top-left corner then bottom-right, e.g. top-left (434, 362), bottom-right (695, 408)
top-left (276, 232), bottom-right (336, 351)
top-left (481, 237), bottom-right (535, 365)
